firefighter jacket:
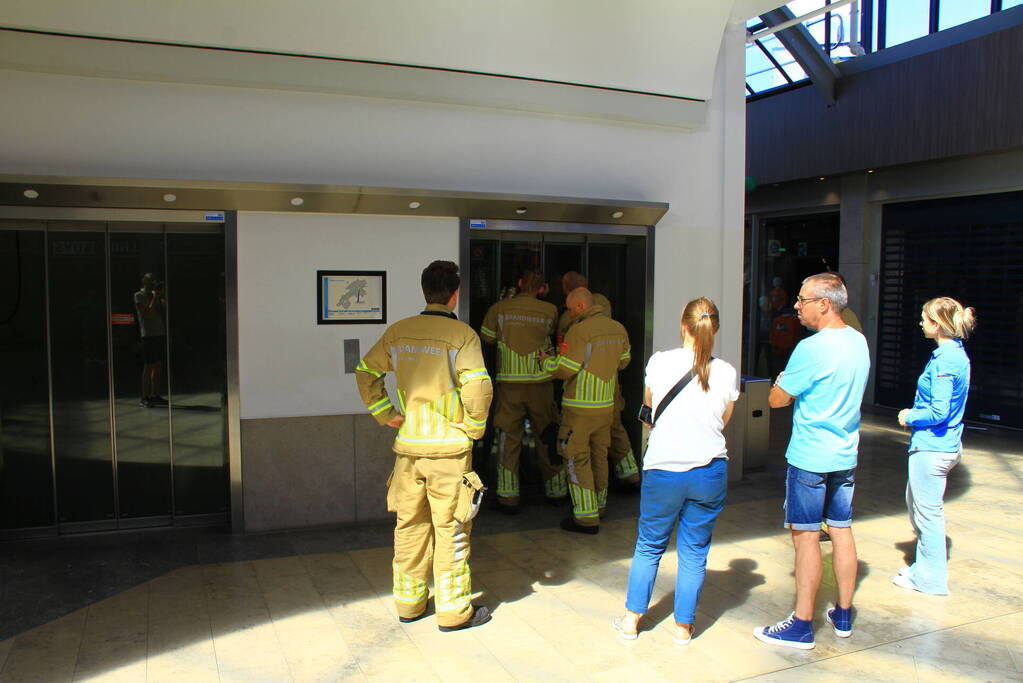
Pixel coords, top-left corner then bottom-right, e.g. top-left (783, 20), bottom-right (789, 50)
top-left (543, 305), bottom-right (630, 410)
top-left (356, 304), bottom-right (493, 456)
top-left (557, 292), bottom-right (612, 339)
top-left (479, 293), bottom-right (557, 383)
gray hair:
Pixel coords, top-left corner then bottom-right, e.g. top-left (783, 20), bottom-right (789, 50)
top-left (802, 273), bottom-right (848, 311)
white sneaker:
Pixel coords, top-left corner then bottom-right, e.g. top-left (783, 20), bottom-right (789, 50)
top-left (611, 615), bottom-right (638, 641)
top-left (892, 573), bottom-right (919, 592)
top-left (673, 625), bottom-right (693, 646)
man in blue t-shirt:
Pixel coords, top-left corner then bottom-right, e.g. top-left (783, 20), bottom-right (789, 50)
top-left (753, 273), bottom-right (870, 650)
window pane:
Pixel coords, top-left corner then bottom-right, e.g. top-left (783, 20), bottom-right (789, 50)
top-left (759, 34), bottom-right (807, 82)
top-left (885, 0), bottom-right (931, 48)
top-left (746, 42), bottom-right (789, 93)
top-left (939, 0), bottom-right (989, 30)
top-left (1004, 0), bottom-right (1023, 8)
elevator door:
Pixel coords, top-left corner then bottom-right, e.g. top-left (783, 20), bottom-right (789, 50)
top-left (0, 219), bottom-right (228, 536)
top-left (466, 227), bottom-right (649, 491)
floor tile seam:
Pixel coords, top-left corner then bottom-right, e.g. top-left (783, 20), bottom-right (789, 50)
top-left (732, 607), bottom-right (1023, 681)
top-left (63, 611), bottom-right (89, 683)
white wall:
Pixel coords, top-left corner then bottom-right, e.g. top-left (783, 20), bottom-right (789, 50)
top-left (0, 18), bottom-right (750, 406)
top-left (0, 0), bottom-right (753, 99)
top-left (237, 213), bottom-right (458, 419)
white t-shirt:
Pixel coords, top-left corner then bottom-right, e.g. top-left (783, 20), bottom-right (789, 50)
top-left (644, 348), bottom-right (740, 472)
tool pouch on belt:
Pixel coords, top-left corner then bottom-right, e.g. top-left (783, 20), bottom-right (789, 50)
top-left (454, 472), bottom-right (486, 524)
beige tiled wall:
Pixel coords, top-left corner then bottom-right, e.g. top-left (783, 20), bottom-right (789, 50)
top-left (241, 414), bottom-right (396, 532)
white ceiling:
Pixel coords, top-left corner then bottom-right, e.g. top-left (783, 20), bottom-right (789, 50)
top-left (0, 0), bottom-right (783, 100)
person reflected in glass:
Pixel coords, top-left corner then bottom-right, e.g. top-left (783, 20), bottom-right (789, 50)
top-left (895, 297), bottom-right (976, 595)
top-left (613, 297), bottom-right (738, 645)
top-left (134, 273), bottom-right (167, 407)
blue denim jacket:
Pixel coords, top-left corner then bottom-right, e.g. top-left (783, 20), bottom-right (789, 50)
top-left (905, 339), bottom-right (971, 453)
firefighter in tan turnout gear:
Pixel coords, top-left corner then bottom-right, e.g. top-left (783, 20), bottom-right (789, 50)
top-left (542, 287), bottom-right (630, 534)
top-left (559, 272), bottom-right (640, 490)
top-left (480, 270), bottom-right (564, 512)
top-left (355, 260), bottom-right (494, 631)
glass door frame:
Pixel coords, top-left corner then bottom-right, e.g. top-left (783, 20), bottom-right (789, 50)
top-left (0, 206), bottom-right (239, 539)
top-left (457, 217), bottom-right (655, 398)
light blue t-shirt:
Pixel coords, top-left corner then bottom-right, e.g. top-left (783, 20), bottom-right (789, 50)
top-left (778, 326), bottom-right (870, 473)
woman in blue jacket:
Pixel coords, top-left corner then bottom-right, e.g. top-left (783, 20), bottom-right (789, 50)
top-left (896, 297), bottom-right (976, 595)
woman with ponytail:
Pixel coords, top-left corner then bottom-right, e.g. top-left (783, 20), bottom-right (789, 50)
top-left (895, 297), bottom-right (976, 595)
top-left (612, 297), bottom-right (738, 644)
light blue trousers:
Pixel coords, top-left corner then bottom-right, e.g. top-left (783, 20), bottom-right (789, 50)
top-left (625, 459), bottom-right (727, 625)
top-left (905, 450), bottom-right (961, 595)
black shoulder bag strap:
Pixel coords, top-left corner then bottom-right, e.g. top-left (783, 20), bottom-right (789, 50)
top-left (652, 356), bottom-right (714, 425)
top-left (652, 368), bottom-right (695, 425)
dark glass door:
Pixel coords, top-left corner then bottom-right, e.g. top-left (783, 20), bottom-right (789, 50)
top-left (0, 219), bottom-right (228, 536)
top-left (467, 229), bottom-right (647, 493)
top-left (48, 228), bottom-right (116, 526)
top-left (0, 228), bottom-right (55, 530)
top-left (110, 230), bottom-right (173, 520)
top-left (166, 233), bottom-right (228, 515)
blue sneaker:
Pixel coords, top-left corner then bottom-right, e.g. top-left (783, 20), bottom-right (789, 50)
top-left (826, 604), bottom-right (853, 637)
top-left (753, 612), bottom-right (815, 650)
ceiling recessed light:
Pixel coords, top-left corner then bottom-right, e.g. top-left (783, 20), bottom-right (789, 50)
top-left (163, 193), bottom-right (177, 203)
top-left (290, 197), bottom-right (304, 206)
top-left (515, 207), bottom-right (527, 215)
top-left (611, 211), bottom-right (624, 219)
top-left (867, 169), bottom-right (875, 174)
top-left (819, 176), bottom-right (826, 181)
top-left (408, 201), bottom-right (421, 209)
top-left (23, 189), bottom-right (39, 199)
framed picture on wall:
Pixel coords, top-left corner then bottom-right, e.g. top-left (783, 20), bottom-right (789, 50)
top-left (317, 270), bottom-right (387, 324)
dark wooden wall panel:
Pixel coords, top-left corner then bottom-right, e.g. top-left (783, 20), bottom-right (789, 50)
top-left (747, 24), bottom-right (1023, 185)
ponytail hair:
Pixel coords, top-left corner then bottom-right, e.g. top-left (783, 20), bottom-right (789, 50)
top-left (681, 297), bottom-right (720, 392)
top-left (923, 297), bottom-right (977, 340)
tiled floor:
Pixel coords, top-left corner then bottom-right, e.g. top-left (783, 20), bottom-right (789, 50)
top-left (1, 408), bottom-right (1021, 682)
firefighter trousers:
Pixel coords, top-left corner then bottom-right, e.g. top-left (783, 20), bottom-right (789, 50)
top-left (493, 382), bottom-right (566, 504)
top-left (559, 406), bottom-right (612, 527)
top-left (609, 408), bottom-right (640, 486)
top-left (388, 451), bottom-right (476, 628)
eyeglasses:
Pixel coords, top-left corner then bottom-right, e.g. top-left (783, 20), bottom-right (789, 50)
top-left (795, 296), bottom-right (824, 305)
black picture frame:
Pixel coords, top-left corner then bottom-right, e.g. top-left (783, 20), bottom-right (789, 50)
top-left (317, 270), bottom-right (387, 325)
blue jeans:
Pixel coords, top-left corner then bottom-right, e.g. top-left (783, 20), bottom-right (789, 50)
top-left (906, 450), bottom-right (960, 594)
top-left (783, 465), bottom-right (856, 530)
top-left (625, 459), bottom-right (727, 625)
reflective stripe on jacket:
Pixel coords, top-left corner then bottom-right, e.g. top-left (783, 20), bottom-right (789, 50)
top-left (544, 305), bottom-right (630, 410)
top-left (480, 293), bottom-right (557, 383)
top-left (356, 304), bottom-right (493, 456)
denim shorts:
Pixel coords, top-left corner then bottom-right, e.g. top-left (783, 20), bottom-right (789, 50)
top-left (783, 465), bottom-right (855, 530)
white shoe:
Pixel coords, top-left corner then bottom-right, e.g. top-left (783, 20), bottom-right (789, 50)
top-left (673, 626), bottom-right (693, 646)
top-left (611, 615), bottom-right (638, 641)
top-left (892, 573), bottom-right (919, 592)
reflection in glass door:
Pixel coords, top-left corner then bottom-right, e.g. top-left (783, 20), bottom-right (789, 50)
top-left (110, 229), bottom-right (173, 522)
top-left (0, 218), bottom-right (228, 536)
